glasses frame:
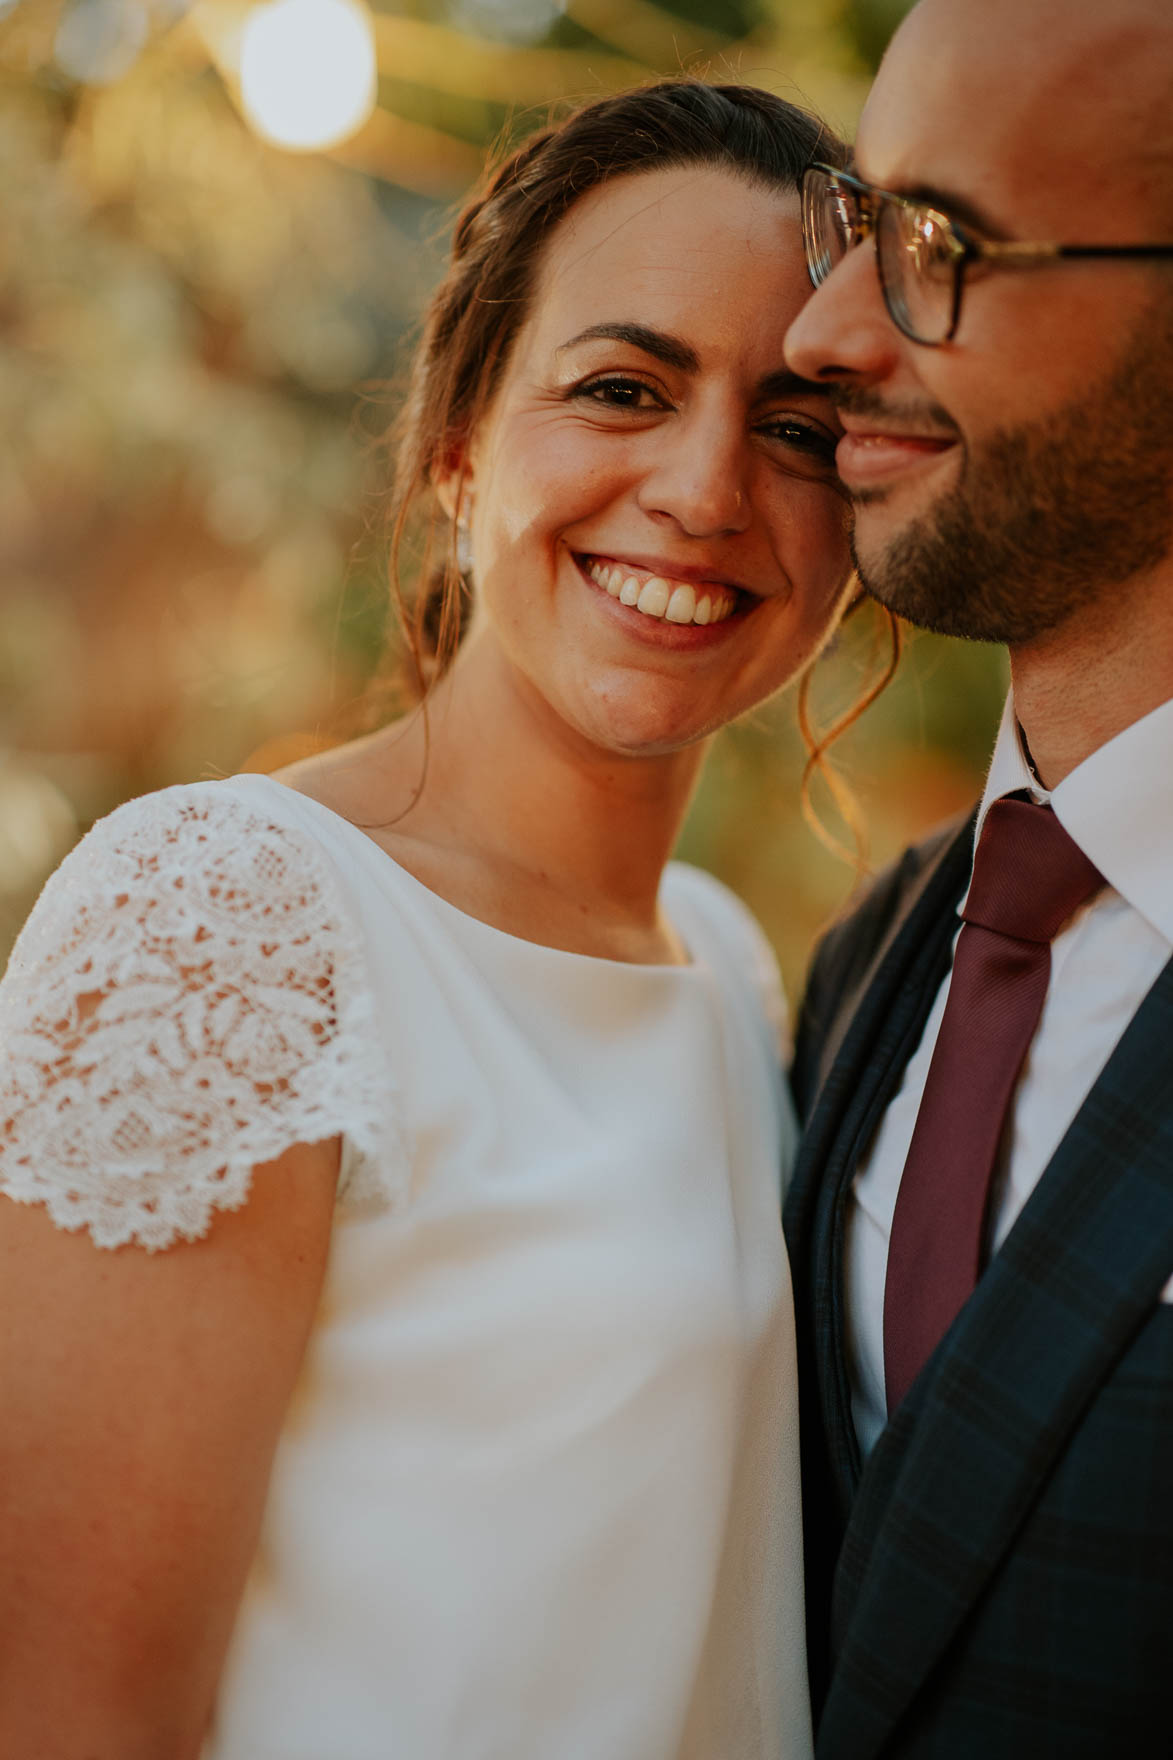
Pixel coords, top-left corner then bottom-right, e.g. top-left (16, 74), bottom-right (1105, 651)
top-left (802, 161), bottom-right (1173, 346)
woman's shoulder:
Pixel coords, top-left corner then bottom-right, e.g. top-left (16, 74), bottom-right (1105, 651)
top-left (663, 862), bottom-right (789, 1057)
top-left (75, 770), bottom-right (345, 863)
top-left (0, 775), bottom-right (403, 1252)
top-left (3, 775), bottom-right (371, 1020)
top-left (663, 861), bottom-right (779, 971)
top-left (13, 774), bottom-right (342, 908)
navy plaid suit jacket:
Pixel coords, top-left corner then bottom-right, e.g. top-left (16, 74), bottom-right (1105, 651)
top-left (784, 812), bottom-right (1173, 1758)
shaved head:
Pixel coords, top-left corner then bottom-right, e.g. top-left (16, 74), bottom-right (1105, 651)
top-left (785, 0), bottom-right (1173, 651)
top-left (876, 0), bottom-right (1173, 231)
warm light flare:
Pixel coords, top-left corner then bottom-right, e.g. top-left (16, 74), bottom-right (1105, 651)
top-left (239, 0), bottom-right (376, 153)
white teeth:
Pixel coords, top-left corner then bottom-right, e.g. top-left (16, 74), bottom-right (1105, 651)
top-left (586, 558), bottom-right (738, 627)
top-left (636, 577), bottom-right (671, 618)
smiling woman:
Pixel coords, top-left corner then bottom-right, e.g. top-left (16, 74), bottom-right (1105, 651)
top-left (427, 160), bottom-right (851, 775)
top-left (0, 81), bottom-right (850, 1760)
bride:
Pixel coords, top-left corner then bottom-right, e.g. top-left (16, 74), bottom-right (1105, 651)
top-left (0, 79), bottom-right (852, 1760)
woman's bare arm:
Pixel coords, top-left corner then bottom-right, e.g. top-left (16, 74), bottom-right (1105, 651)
top-left (0, 1136), bottom-right (340, 1760)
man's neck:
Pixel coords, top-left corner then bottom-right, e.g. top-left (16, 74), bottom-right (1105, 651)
top-left (1008, 565), bottom-right (1173, 788)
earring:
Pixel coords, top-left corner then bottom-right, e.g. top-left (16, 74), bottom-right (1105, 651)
top-left (456, 520), bottom-right (473, 575)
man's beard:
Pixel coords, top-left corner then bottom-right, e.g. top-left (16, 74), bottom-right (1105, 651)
top-left (846, 299), bottom-right (1173, 644)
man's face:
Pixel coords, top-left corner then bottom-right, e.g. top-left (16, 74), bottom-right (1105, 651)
top-left (785, 0), bottom-right (1173, 646)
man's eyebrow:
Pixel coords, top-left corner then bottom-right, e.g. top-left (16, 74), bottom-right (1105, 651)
top-left (898, 182), bottom-right (1010, 240)
top-left (556, 322), bottom-right (699, 373)
top-left (846, 158), bottom-right (1009, 240)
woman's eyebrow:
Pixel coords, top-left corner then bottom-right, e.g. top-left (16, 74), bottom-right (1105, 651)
top-left (557, 330), bottom-right (833, 405)
top-left (557, 322), bottom-right (699, 373)
top-left (757, 367), bottom-right (834, 403)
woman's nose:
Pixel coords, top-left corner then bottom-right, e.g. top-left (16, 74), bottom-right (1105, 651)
top-left (636, 408), bottom-right (752, 537)
top-left (785, 238), bottom-right (903, 388)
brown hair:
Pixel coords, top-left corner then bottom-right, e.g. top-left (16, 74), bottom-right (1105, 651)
top-left (798, 594), bottom-right (902, 873)
top-left (384, 77), bottom-right (848, 696)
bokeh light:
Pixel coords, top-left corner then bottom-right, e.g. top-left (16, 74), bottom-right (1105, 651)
top-left (239, 0), bottom-right (377, 152)
top-left (447, 0), bottom-right (565, 46)
top-left (0, 763), bottom-right (77, 901)
top-left (55, 0), bottom-right (150, 83)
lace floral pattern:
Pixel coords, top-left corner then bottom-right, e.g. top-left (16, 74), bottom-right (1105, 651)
top-left (0, 783), bottom-right (403, 1250)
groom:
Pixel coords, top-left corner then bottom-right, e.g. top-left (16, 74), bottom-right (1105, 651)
top-left (781, 0), bottom-right (1173, 1752)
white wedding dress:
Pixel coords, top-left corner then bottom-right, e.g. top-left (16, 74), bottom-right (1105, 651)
top-left (0, 774), bottom-right (812, 1760)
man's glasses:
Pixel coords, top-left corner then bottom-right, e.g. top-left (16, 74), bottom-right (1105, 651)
top-left (801, 161), bottom-right (1173, 347)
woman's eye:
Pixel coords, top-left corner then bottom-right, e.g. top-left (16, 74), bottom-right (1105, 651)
top-left (759, 417), bottom-right (840, 467)
top-left (571, 376), bottom-right (666, 411)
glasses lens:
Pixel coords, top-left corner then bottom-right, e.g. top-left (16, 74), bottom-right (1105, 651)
top-left (802, 166), bottom-right (854, 287)
top-left (877, 201), bottom-right (961, 344)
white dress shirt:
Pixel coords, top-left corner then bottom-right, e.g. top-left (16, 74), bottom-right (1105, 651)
top-left (846, 692), bottom-right (1173, 1458)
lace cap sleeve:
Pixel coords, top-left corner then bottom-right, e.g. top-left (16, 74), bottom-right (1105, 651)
top-left (0, 783), bottom-right (403, 1250)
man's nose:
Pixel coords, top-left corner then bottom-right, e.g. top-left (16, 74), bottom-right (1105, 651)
top-left (786, 238), bottom-right (902, 386)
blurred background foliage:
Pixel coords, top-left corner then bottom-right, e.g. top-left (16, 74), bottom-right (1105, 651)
top-left (0, 0), bottom-right (1005, 996)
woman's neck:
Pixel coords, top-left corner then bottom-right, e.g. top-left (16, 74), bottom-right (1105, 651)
top-left (284, 638), bottom-right (706, 963)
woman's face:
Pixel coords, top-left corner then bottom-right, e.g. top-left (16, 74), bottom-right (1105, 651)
top-left (455, 163), bottom-right (853, 760)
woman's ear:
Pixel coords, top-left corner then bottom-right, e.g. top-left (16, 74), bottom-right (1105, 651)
top-left (433, 444), bottom-right (476, 577)
top-left (432, 440), bottom-right (474, 528)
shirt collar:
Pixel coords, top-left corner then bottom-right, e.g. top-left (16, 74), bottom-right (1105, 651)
top-left (977, 692), bottom-right (1173, 948)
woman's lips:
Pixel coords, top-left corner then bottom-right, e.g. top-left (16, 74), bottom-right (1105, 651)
top-left (574, 554), bottom-right (751, 645)
top-left (836, 430), bottom-right (957, 487)
top-left (583, 556), bottom-right (740, 627)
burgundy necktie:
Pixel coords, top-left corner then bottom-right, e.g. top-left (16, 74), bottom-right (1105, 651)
top-left (883, 795), bottom-right (1104, 1414)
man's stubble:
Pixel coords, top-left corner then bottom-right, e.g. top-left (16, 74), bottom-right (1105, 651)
top-left (850, 295), bottom-right (1173, 644)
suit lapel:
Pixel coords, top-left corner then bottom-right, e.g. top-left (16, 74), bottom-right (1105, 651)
top-left (819, 954), bottom-right (1173, 1760)
top-left (786, 816), bottom-right (976, 1508)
